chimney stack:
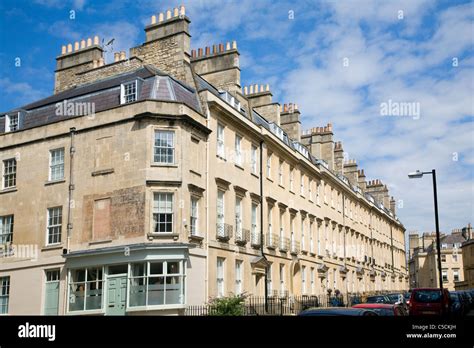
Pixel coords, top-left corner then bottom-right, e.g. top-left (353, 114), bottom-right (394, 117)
top-left (55, 35), bottom-right (104, 93)
top-left (190, 40), bottom-right (240, 93)
top-left (334, 141), bottom-right (344, 175)
top-left (343, 159), bottom-right (359, 188)
top-left (300, 124), bottom-right (335, 170)
top-left (280, 102), bottom-right (301, 142)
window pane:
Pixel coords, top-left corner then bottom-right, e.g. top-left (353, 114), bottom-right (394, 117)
top-left (154, 131), bottom-right (175, 164)
top-left (150, 262), bottom-right (163, 275)
top-left (148, 276), bottom-right (165, 305)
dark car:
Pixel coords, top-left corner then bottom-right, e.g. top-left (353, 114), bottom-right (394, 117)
top-left (404, 291), bottom-right (412, 305)
top-left (458, 291), bottom-right (473, 311)
top-left (409, 288), bottom-right (450, 316)
top-left (353, 303), bottom-right (408, 316)
top-left (449, 291), bottom-right (465, 317)
top-left (299, 307), bottom-right (378, 316)
top-left (366, 295), bottom-right (391, 304)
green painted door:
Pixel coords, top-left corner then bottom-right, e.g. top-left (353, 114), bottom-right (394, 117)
top-left (44, 270), bottom-right (60, 315)
top-left (106, 276), bottom-right (127, 315)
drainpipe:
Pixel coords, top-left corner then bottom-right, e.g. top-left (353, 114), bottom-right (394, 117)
top-left (66, 127), bottom-right (76, 253)
top-left (259, 140), bottom-right (269, 313)
top-left (205, 107), bottom-right (210, 301)
top-left (342, 192), bottom-right (348, 299)
top-left (63, 127), bottom-right (75, 314)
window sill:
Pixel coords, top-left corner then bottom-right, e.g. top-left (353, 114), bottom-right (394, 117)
top-left (41, 244), bottom-right (63, 251)
top-left (189, 234), bottom-right (204, 242)
top-left (147, 232), bottom-right (179, 240)
top-left (234, 163), bottom-right (244, 171)
top-left (66, 309), bottom-right (105, 316)
top-left (91, 168), bottom-right (114, 177)
top-left (300, 194), bottom-right (306, 199)
top-left (45, 179), bottom-right (66, 186)
top-left (266, 177), bottom-right (273, 183)
top-left (0, 187), bottom-right (17, 194)
top-left (250, 172), bottom-right (259, 179)
top-left (126, 304), bottom-right (185, 312)
top-left (151, 163), bottom-right (178, 168)
top-left (278, 184), bottom-right (285, 189)
top-left (89, 239), bottom-right (113, 246)
top-left (216, 155), bottom-right (227, 161)
top-left (289, 190), bottom-right (295, 194)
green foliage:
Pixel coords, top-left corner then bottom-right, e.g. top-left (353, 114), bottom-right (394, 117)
top-left (208, 293), bottom-right (248, 316)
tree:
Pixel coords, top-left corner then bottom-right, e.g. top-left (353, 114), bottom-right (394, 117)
top-left (208, 293), bottom-right (248, 316)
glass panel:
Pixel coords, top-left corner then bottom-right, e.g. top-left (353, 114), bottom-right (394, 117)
top-left (108, 264), bottom-right (128, 275)
top-left (167, 262), bottom-right (179, 274)
top-left (165, 276), bottom-right (182, 304)
top-left (150, 262), bottom-right (163, 275)
top-left (147, 276), bottom-right (165, 305)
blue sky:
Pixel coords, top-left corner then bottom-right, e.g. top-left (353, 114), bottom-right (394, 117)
top-left (0, 0), bottom-right (473, 236)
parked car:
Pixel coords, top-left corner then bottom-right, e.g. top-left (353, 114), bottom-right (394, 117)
top-left (458, 291), bottom-right (473, 311)
top-left (449, 291), bottom-right (466, 317)
top-left (386, 292), bottom-right (409, 312)
top-left (409, 288), bottom-right (450, 316)
top-left (299, 307), bottom-right (378, 316)
top-left (365, 295), bottom-right (391, 304)
top-left (404, 291), bottom-right (412, 307)
top-left (353, 303), bottom-right (408, 316)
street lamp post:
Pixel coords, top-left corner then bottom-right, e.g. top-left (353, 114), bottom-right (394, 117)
top-left (408, 169), bottom-right (443, 292)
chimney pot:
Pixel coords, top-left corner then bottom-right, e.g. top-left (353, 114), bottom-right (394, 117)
top-left (249, 85), bottom-right (254, 94)
top-left (67, 43), bottom-right (73, 53)
top-left (173, 7), bottom-right (179, 17)
top-left (166, 9), bottom-right (172, 19)
top-left (232, 40), bottom-right (237, 49)
top-left (120, 51), bottom-right (126, 60)
top-left (219, 43), bottom-right (224, 52)
top-left (260, 85), bottom-right (264, 92)
top-left (198, 48), bottom-right (203, 57)
top-left (179, 5), bottom-right (185, 16)
top-left (212, 44), bottom-right (217, 54)
top-left (254, 84), bottom-right (258, 93)
top-left (205, 46), bottom-right (210, 55)
top-left (99, 57), bottom-right (105, 66)
top-left (266, 84), bottom-right (270, 91)
top-left (80, 40), bottom-right (86, 49)
top-left (114, 52), bottom-right (120, 62)
top-left (87, 38), bottom-right (92, 47)
top-left (191, 49), bottom-right (196, 58)
top-left (61, 45), bottom-right (67, 54)
top-left (151, 15), bottom-right (157, 24)
top-left (158, 13), bottom-right (164, 22)
top-left (226, 42), bottom-right (231, 50)
top-left (244, 86), bottom-right (248, 95)
top-left (74, 41), bottom-right (80, 51)
top-left (93, 36), bottom-right (99, 45)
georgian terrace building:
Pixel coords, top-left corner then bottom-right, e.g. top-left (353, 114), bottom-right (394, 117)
top-left (0, 5), bottom-right (408, 316)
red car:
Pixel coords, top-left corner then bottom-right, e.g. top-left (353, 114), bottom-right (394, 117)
top-left (352, 303), bottom-right (407, 316)
top-left (409, 288), bottom-right (450, 316)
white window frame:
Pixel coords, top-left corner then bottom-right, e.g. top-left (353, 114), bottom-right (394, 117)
top-left (301, 265), bottom-right (307, 295)
top-left (279, 264), bottom-right (285, 295)
top-left (235, 134), bottom-right (242, 166)
top-left (301, 216), bottom-right (305, 251)
top-left (153, 192), bottom-right (174, 233)
top-left (235, 260), bottom-right (243, 295)
top-left (310, 268), bottom-right (315, 295)
top-left (217, 257), bottom-right (225, 297)
top-left (0, 215), bottom-right (14, 244)
top-left (153, 130), bottom-right (175, 165)
top-left (0, 276), bottom-right (10, 314)
top-left (309, 180), bottom-right (313, 201)
top-left (267, 264), bottom-right (272, 293)
top-left (217, 123), bottom-right (225, 158)
top-left (2, 158), bottom-right (16, 189)
top-left (289, 167), bottom-right (294, 191)
top-left (278, 160), bottom-right (283, 185)
top-left (251, 145), bottom-right (258, 174)
top-left (309, 220), bottom-right (314, 253)
top-left (266, 153), bottom-right (272, 178)
top-left (120, 80), bottom-right (140, 104)
top-left (300, 174), bottom-right (305, 196)
top-left (49, 148), bottom-right (65, 181)
top-left (5, 113), bottom-right (19, 132)
top-left (46, 207), bottom-right (62, 245)
top-left (251, 203), bottom-right (258, 243)
top-left (235, 196), bottom-right (243, 239)
top-left (217, 190), bottom-right (225, 236)
top-left (453, 269), bottom-right (459, 282)
top-left (190, 197), bottom-right (199, 236)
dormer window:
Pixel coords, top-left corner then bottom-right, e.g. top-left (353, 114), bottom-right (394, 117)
top-left (120, 79), bottom-right (142, 104)
top-left (5, 111), bottom-right (24, 132)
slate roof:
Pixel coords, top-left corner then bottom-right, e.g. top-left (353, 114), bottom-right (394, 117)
top-left (0, 65), bottom-right (201, 134)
